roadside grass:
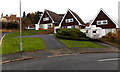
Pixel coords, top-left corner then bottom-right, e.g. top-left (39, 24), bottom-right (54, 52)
top-left (0, 30), bottom-right (47, 55)
top-left (59, 39), bottom-right (108, 48)
top-left (0, 37), bottom-right (46, 55)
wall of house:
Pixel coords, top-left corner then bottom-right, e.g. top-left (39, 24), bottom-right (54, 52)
top-left (35, 24), bottom-right (39, 30)
top-left (81, 28), bottom-right (117, 39)
top-left (61, 25), bottom-right (80, 29)
top-left (92, 10), bottom-right (116, 29)
top-left (39, 23), bottom-right (53, 29)
top-left (61, 11), bottom-right (79, 26)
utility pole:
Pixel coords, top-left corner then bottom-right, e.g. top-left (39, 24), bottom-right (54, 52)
top-left (19, 0), bottom-right (22, 53)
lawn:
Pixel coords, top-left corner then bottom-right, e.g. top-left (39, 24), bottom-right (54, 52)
top-left (6, 30), bottom-right (47, 37)
top-left (0, 30), bottom-right (47, 55)
top-left (59, 39), bottom-right (107, 48)
top-left (0, 37), bottom-right (46, 55)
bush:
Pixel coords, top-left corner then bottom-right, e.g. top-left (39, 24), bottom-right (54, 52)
top-left (116, 29), bottom-right (120, 43)
top-left (102, 31), bottom-right (118, 42)
top-left (55, 28), bottom-right (89, 41)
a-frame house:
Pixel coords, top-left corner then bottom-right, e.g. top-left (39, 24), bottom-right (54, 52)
top-left (91, 8), bottom-right (118, 29)
top-left (85, 8), bottom-right (119, 39)
top-left (36, 9), bottom-right (62, 31)
top-left (58, 9), bottom-right (85, 29)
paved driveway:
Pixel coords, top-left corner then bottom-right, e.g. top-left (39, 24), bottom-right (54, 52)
top-left (22, 34), bottom-right (68, 49)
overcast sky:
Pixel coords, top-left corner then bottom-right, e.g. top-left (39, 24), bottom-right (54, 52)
top-left (0, 0), bottom-right (119, 23)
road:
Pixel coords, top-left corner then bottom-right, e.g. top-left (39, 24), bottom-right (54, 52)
top-left (2, 53), bottom-right (119, 70)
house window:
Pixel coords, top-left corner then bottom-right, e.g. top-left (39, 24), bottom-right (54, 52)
top-left (71, 25), bottom-right (75, 28)
top-left (29, 26), bottom-right (34, 28)
top-left (97, 20), bottom-right (108, 25)
top-left (48, 24), bottom-right (52, 28)
top-left (65, 18), bottom-right (74, 23)
top-left (93, 30), bottom-right (96, 33)
top-left (43, 17), bottom-right (49, 21)
top-left (86, 30), bottom-right (88, 33)
top-left (62, 26), bottom-right (67, 28)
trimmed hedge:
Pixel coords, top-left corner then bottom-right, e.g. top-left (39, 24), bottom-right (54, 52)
top-left (55, 28), bottom-right (89, 41)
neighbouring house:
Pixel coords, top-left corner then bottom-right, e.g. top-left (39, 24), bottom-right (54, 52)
top-left (57, 9), bottom-right (85, 31)
top-left (83, 8), bottom-right (119, 39)
top-left (1, 14), bottom-right (20, 23)
top-left (36, 9), bottom-right (62, 32)
top-left (0, 18), bottom-right (7, 22)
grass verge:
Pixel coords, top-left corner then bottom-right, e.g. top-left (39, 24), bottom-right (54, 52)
top-left (0, 37), bottom-right (46, 55)
top-left (0, 30), bottom-right (47, 55)
top-left (59, 39), bottom-right (107, 48)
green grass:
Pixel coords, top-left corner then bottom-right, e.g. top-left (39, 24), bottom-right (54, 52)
top-left (0, 37), bottom-right (46, 55)
top-left (59, 39), bottom-right (107, 48)
top-left (0, 30), bottom-right (47, 55)
top-left (6, 30), bottom-right (47, 37)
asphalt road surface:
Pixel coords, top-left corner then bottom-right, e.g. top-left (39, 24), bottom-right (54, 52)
top-left (2, 53), bottom-right (119, 70)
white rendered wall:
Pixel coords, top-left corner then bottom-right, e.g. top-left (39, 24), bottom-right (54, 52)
top-left (39, 23), bottom-right (53, 29)
top-left (35, 24), bottom-right (39, 30)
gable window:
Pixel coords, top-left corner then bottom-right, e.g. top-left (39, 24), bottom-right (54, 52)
top-left (43, 17), bottom-right (49, 21)
top-left (65, 18), bottom-right (74, 23)
top-left (97, 20), bottom-right (108, 25)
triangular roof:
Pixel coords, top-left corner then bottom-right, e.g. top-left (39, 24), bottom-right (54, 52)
top-left (69, 9), bottom-right (85, 25)
top-left (46, 9), bottom-right (62, 23)
top-left (59, 9), bottom-right (85, 27)
top-left (38, 9), bottom-right (62, 26)
top-left (90, 8), bottom-right (119, 28)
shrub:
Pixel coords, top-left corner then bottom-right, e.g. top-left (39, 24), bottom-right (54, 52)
top-left (55, 28), bottom-right (89, 41)
top-left (102, 31), bottom-right (118, 42)
top-left (116, 29), bottom-right (120, 43)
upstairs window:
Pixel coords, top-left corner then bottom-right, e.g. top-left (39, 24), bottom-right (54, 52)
top-left (97, 20), bottom-right (108, 25)
top-left (43, 17), bottom-right (49, 21)
top-left (65, 18), bottom-right (74, 23)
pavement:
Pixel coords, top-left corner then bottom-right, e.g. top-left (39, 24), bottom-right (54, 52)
top-left (2, 34), bottom-right (119, 63)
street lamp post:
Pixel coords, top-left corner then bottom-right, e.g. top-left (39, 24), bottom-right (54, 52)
top-left (19, 0), bottom-right (22, 53)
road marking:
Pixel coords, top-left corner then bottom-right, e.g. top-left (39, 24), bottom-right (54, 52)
top-left (97, 58), bottom-right (120, 62)
top-left (47, 53), bottom-right (80, 58)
